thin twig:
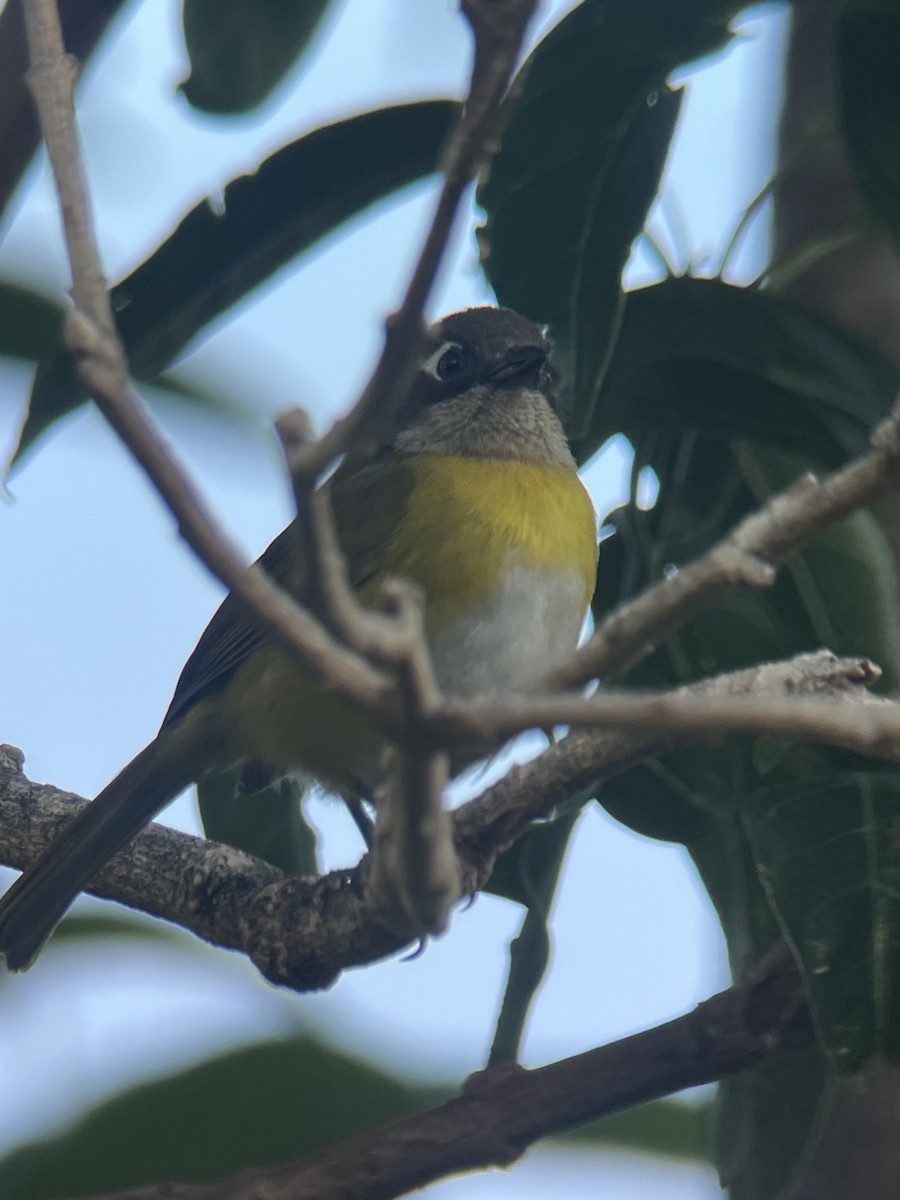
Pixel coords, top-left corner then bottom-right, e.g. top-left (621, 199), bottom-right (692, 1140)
top-left (365, 581), bottom-right (459, 938)
top-left (274, 407), bottom-right (363, 642)
top-left (433, 659), bottom-right (900, 756)
top-left (69, 944), bottom-right (810, 1200)
top-left (278, 406), bottom-right (460, 935)
top-left (274, 408), bottom-right (416, 661)
top-left (0, 652), bottom-right (877, 991)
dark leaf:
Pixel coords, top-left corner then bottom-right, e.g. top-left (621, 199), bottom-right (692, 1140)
top-left (598, 759), bottom-right (714, 846)
top-left (0, 1035), bottom-right (447, 1200)
top-left (480, 70), bottom-right (680, 419)
top-left (488, 809), bottom-right (581, 1066)
top-left (746, 771), bottom-right (900, 1072)
top-left (180, 0), bottom-right (335, 115)
top-left (17, 100), bottom-right (457, 464)
top-left (839, 3), bottom-right (900, 253)
top-left (688, 775), bottom-right (833, 1200)
top-left (581, 276), bottom-right (900, 464)
top-left (717, 1050), bottom-right (834, 1200)
top-left (47, 910), bottom-right (186, 947)
top-left (0, 286), bottom-right (263, 474)
top-left (565, 1097), bottom-right (713, 1163)
top-left (568, 88), bottom-right (682, 439)
top-left (486, 796), bottom-right (590, 907)
top-left (0, 284), bottom-right (63, 365)
top-left (478, 0), bottom-right (741, 423)
top-left (197, 771), bottom-right (317, 877)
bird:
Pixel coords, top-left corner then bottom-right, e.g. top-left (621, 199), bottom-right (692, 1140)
top-left (0, 306), bottom-right (598, 970)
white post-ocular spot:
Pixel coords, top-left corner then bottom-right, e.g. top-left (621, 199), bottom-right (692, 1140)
top-left (420, 342), bottom-right (462, 380)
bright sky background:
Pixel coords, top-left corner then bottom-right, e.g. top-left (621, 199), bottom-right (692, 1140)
top-left (0, 1), bottom-right (789, 1196)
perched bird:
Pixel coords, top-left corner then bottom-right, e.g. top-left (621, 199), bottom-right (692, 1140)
top-left (0, 306), bottom-right (598, 970)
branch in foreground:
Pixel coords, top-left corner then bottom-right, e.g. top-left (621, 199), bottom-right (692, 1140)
top-left (276, 415), bottom-right (459, 940)
top-left (436, 657), bottom-right (900, 760)
top-left (0, 0), bottom-right (126, 220)
top-left (85, 945), bottom-right (811, 1200)
top-left (0, 652), bottom-right (876, 991)
top-left (20, 0), bottom-right (537, 742)
top-left (545, 393), bottom-right (900, 694)
top-left (21, 0), bottom-right (400, 721)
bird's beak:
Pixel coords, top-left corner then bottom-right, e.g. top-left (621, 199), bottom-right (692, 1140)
top-left (489, 345), bottom-right (547, 383)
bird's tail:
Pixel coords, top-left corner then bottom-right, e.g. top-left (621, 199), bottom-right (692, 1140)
top-left (0, 736), bottom-right (194, 971)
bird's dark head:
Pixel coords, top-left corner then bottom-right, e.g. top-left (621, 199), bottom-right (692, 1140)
top-left (396, 307), bottom-right (570, 465)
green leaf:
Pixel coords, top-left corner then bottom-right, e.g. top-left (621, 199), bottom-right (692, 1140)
top-left (478, 0), bottom-right (740, 423)
top-left (180, 0), bottom-right (335, 115)
top-left (746, 771), bottom-right (900, 1073)
top-left (17, 100), bottom-right (457, 464)
top-left (479, 66), bottom-right (680, 416)
top-left (48, 910), bottom-right (187, 948)
top-left (197, 771), bottom-right (318, 877)
top-left (0, 284), bottom-right (63, 365)
top-left (566, 1097), bottom-right (713, 1163)
top-left (0, 912), bottom-right (190, 992)
top-left (583, 276), bottom-right (900, 465)
top-left (717, 1050), bottom-right (833, 1200)
top-left (488, 809), bottom-right (581, 1066)
top-left (0, 1035), bottom-right (448, 1200)
top-left (598, 759), bottom-right (715, 846)
top-left (567, 87), bottom-right (681, 439)
top-left (839, 3), bottom-right (900, 253)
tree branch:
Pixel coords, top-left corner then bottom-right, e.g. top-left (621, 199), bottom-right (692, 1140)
top-left (435, 660), bottom-right (900, 759)
top-left (79, 944), bottom-right (811, 1200)
top-left (0, 651), bottom-right (879, 991)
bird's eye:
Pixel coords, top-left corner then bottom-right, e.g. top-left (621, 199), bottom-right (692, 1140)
top-left (436, 346), bottom-right (464, 379)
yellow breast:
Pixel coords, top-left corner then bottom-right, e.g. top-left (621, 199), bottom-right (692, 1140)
top-left (372, 455), bottom-right (598, 632)
top-left (221, 455), bottom-right (597, 790)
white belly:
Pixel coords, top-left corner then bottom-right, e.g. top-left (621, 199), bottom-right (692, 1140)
top-left (428, 564), bottom-right (586, 699)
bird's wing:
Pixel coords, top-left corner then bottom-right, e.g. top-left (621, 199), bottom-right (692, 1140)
top-left (160, 453), bottom-right (415, 731)
top-left (160, 522), bottom-right (297, 730)
top-left (328, 449), bottom-right (416, 593)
